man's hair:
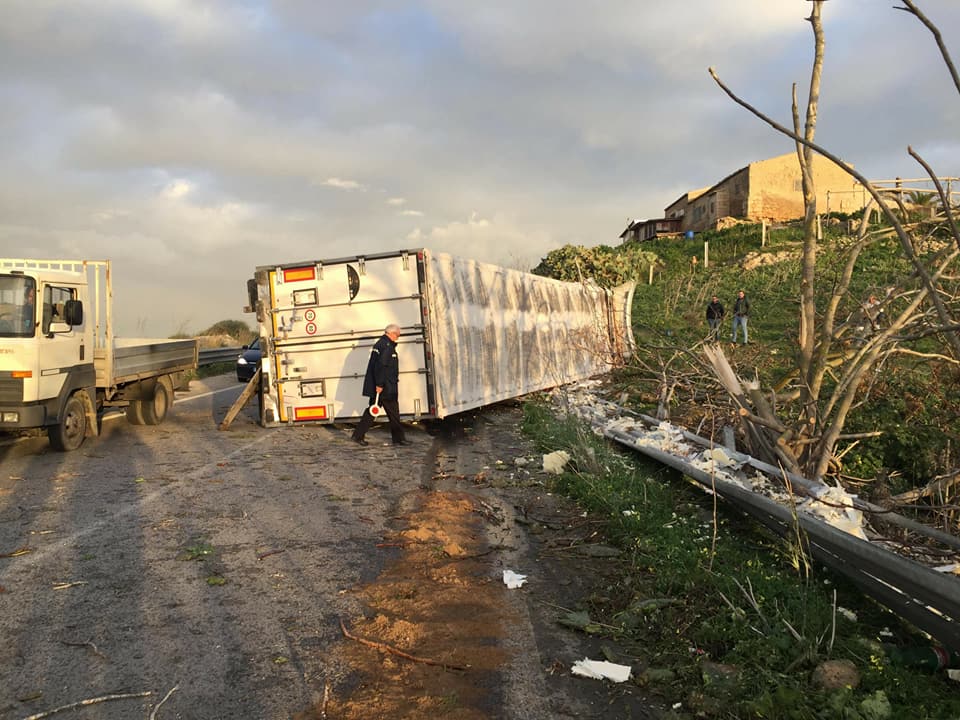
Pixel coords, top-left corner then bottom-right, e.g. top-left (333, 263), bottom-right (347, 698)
top-left (385, 323), bottom-right (401, 334)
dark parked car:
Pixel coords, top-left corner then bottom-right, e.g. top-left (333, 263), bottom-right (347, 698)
top-left (236, 337), bottom-right (261, 382)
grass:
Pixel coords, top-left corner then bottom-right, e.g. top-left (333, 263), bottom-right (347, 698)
top-left (193, 361), bottom-right (235, 380)
top-left (520, 399), bottom-right (960, 719)
top-left (179, 540), bottom-right (215, 562)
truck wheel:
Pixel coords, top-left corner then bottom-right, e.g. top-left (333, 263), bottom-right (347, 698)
top-left (126, 400), bottom-right (146, 425)
top-left (48, 395), bottom-right (87, 451)
top-left (141, 378), bottom-right (171, 425)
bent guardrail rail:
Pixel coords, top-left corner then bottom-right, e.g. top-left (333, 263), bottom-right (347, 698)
top-left (566, 390), bottom-right (960, 654)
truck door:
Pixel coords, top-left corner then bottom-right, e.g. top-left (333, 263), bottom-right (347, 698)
top-left (38, 284), bottom-right (87, 405)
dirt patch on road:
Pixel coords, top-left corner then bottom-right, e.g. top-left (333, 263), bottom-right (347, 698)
top-left (298, 491), bottom-right (513, 719)
top-left (295, 407), bottom-right (661, 720)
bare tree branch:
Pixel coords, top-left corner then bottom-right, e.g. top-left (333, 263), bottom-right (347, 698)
top-left (895, 0), bottom-right (960, 94)
top-left (907, 145), bottom-right (960, 248)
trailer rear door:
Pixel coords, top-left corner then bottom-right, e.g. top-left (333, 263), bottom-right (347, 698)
top-left (262, 252), bottom-right (432, 423)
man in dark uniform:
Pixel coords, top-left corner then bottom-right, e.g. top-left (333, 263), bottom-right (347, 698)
top-left (705, 295), bottom-right (725, 341)
top-left (351, 323), bottom-right (410, 447)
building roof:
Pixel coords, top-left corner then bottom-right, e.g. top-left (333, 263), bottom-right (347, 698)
top-left (665, 186), bottom-right (711, 211)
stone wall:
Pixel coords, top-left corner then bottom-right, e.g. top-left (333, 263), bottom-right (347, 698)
top-left (681, 153), bottom-right (867, 232)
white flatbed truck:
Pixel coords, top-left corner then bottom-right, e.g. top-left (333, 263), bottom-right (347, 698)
top-left (0, 259), bottom-right (198, 450)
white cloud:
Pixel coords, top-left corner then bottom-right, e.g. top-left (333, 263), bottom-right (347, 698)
top-left (321, 177), bottom-right (365, 191)
top-left (424, 1), bottom-right (807, 73)
top-left (400, 209), bottom-right (423, 217)
top-left (406, 211), bottom-right (551, 269)
top-left (162, 180), bottom-right (193, 199)
top-left (387, 197), bottom-right (406, 206)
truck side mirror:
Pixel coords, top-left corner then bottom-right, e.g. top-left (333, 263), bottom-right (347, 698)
top-left (64, 299), bottom-right (83, 326)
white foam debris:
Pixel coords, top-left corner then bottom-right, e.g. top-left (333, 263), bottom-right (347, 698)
top-left (800, 484), bottom-right (867, 540)
top-left (555, 381), bottom-right (870, 543)
top-left (502, 570), bottom-right (528, 589)
top-left (571, 658), bottom-right (632, 682)
top-left (605, 417), bottom-right (638, 434)
top-left (838, 607), bottom-right (858, 622)
top-left (542, 450), bottom-right (571, 475)
top-left (702, 447), bottom-right (740, 468)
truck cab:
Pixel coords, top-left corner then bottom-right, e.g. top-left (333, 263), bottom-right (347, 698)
top-left (0, 263), bottom-right (95, 449)
top-left (1, 258), bottom-right (198, 452)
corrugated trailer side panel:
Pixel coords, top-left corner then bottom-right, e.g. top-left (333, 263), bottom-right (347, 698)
top-left (423, 250), bottom-right (631, 417)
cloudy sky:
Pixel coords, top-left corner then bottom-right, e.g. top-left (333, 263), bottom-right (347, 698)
top-left (1, 1), bottom-right (958, 337)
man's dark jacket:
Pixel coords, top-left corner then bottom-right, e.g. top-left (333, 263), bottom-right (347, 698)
top-left (362, 334), bottom-right (399, 398)
top-left (733, 295), bottom-right (750, 317)
top-left (706, 300), bottom-right (725, 321)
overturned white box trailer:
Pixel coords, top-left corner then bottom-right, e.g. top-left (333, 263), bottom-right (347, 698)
top-left (244, 248), bottom-right (634, 426)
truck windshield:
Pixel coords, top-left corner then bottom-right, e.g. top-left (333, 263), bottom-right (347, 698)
top-left (0, 275), bottom-right (37, 338)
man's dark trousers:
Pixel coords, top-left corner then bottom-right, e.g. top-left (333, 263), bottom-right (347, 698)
top-left (353, 396), bottom-right (405, 443)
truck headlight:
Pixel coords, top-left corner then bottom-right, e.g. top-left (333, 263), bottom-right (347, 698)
top-left (2, 412), bottom-right (19, 423)
top-left (237, 357), bottom-right (248, 365)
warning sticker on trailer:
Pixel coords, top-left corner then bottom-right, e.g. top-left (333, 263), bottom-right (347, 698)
top-left (305, 309), bottom-right (316, 321)
top-left (305, 322), bottom-right (317, 335)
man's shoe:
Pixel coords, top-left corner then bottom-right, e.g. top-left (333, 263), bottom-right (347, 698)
top-left (352, 437), bottom-right (369, 446)
top-left (393, 439), bottom-right (412, 446)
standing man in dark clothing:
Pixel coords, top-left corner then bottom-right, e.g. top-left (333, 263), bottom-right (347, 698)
top-left (352, 323), bottom-right (410, 447)
top-left (705, 295), bottom-right (725, 341)
top-left (731, 290), bottom-right (750, 345)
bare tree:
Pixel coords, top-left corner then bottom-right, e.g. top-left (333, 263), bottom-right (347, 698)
top-left (706, 0), bottom-right (960, 482)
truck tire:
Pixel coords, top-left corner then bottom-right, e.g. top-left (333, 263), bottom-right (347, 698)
top-left (141, 377), bottom-right (171, 425)
top-left (126, 399), bottom-right (146, 425)
top-left (48, 394), bottom-right (87, 451)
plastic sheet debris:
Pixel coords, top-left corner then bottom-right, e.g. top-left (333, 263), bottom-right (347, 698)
top-left (502, 569), bottom-right (528, 589)
top-left (542, 450), bottom-right (571, 475)
top-left (571, 658), bottom-right (632, 682)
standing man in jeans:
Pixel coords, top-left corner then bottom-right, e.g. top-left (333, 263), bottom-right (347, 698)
top-left (352, 323), bottom-right (411, 447)
top-left (731, 290), bottom-right (750, 345)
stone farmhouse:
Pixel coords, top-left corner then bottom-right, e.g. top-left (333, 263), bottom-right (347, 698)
top-left (621, 152), bottom-right (868, 242)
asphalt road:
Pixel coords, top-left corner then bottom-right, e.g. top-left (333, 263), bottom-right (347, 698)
top-left (0, 376), bottom-right (661, 719)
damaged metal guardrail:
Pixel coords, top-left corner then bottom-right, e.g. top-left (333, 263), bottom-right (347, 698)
top-left (564, 389), bottom-right (960, 655)
top-left (197, 347), bottom-right (242, 366)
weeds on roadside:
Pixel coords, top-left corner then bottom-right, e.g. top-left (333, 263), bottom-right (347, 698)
top-left (179, 540), bottom-right (215, 562)
top-left (521, 400), bottom-right (960, 719)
